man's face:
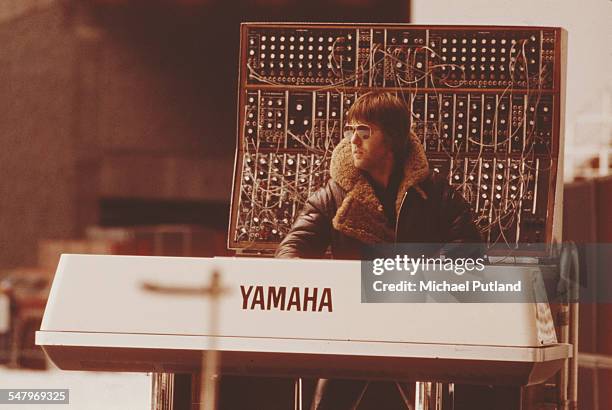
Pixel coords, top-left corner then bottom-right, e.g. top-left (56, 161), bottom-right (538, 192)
top-left (343, 121), bottom-right (393, 172)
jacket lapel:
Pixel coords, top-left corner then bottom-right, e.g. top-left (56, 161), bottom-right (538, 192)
top-left (329, 133), bottom-right (430, 244)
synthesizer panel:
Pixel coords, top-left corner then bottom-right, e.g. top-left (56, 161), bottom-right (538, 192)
top-left (230, 23), bottom-right (566, 252)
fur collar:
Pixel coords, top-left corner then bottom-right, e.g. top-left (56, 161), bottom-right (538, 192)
top-left (329, 133), bottom-right (430, 243)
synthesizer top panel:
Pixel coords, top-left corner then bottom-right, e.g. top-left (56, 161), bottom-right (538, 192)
top-left (245, 26), bottom-right (559, 90)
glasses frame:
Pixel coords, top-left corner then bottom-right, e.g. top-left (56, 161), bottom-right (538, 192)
top-left (343, 123), bottom-right (372, 140)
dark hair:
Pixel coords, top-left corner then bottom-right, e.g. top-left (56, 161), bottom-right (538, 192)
top-left (345, 92), bottom-right (410, 158)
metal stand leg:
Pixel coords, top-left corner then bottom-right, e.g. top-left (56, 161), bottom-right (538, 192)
top-left (151, 373), bottom-right (174, 410)
top-left (415, 382), bottom-right (429, 410)
top-left (294, 377), bottom-right (303, 410)
top-left (444, 383), bottom-right (455, 410)
top-left (396, 382), bottom-right (415, 410)
top-left (415, 382), bottom-right (446, 410)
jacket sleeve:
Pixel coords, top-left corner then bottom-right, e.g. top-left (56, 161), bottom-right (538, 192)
top-left (274, 185), bottom-right (335, 259)
top-left (443, 186), bottom-right (483, 243)
top-left (439, 181), bottom-right (485, 259)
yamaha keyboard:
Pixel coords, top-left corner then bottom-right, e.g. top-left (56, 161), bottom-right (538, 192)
top-left (36, 255), bottom-right (571, 386)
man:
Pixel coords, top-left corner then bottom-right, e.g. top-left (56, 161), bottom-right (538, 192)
top-left (274, 92), bottom-right (482, 410)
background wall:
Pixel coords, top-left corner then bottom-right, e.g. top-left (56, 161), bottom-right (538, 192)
top-left (0, 4), bottom-right (78, 268)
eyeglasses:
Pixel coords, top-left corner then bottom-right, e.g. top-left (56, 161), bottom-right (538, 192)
top-left (343, 124), bottom-right (371, 140)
